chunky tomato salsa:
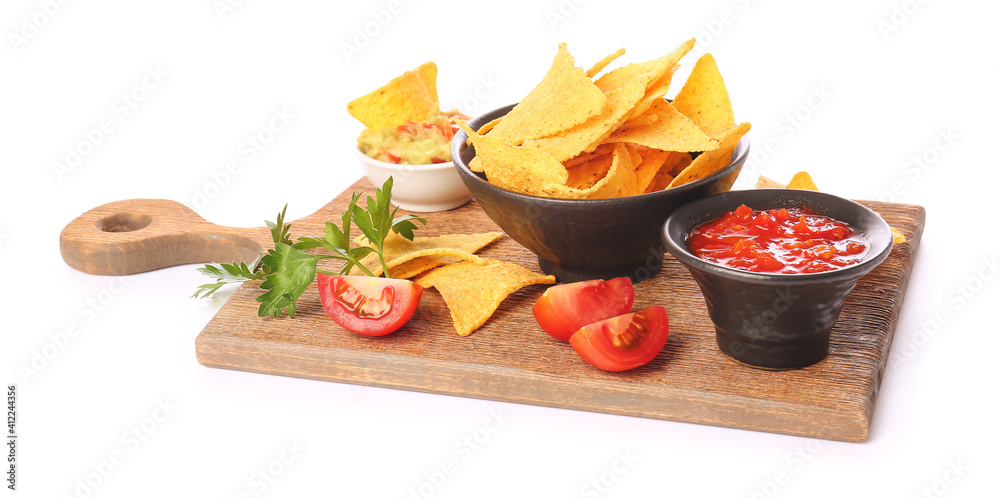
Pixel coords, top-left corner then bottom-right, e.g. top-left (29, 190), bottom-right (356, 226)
top-left (686, 204), bottom-right (868, 274)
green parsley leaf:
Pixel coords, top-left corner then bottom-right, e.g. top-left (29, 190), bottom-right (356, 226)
top-left (350, 177), bottom-right (426, 277)
top-left (256, 243), bottom-right (327, 318)
top-left (294, 192), bottom-right (378, 277)
top-left (265, 204), bottom-right (294, 246)
top-left (191, 254), bottom-right (264, 298)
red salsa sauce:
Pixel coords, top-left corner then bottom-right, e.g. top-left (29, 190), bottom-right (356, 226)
top-left (687, 204), bottom-right (869, 274)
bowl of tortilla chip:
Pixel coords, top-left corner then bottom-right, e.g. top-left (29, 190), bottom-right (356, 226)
top-left (453, 103), bottom-right (750, 283)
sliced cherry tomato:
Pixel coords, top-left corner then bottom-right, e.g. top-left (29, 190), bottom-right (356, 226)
top-left (317, 274), bottom-right (422, 336)
top-left (569, 306), bottom-right (669, 371)
top-left (532, 277), bottom-right (634, 341)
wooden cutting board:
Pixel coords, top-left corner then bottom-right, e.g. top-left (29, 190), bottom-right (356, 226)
top-left (61, 179), bottom-right (926, 442)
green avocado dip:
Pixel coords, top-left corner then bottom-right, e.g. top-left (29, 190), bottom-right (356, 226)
top-left (357, 112), bottom-right (467, 165)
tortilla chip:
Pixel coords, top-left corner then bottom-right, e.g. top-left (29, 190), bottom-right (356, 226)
top-left (587, 48), bottom-right (626, 78)
top-left (668, 122), bottom-right (750, 188)
top-left (595, 39), bottom-right (693, 95)
top-left (596, 39), bottom-right (693, 122)
top-left (415, 259), bottom-right (555, 336)
top-left (565, 151), bottom-right (613, 190)
top-left (632, 147), bottom-right (672, 193)
top-left (461, 122), bottom-right (572, 196)
top-left (617, 113), bottom-right (659, 132)
top-left (672, 54), bottom-right (735, 139)
top-left (347, 62), bottom-right (440, 129)
top-left (351, 231), bottom-right (503, 277)
top-left (786, 171), bottom-right (819, 191)
top-left (464, 117), bottom-right (504, 173)
top-left (645, 171), bottom-right (674, 193)
top-left (642, 151), bottom-right (686, 192)
top-left (604, 99), bottom-right (717, 152)
top-left (486, 43), bottom-right (606, 145)
top-left (663, 151), bottom-right (694, 177)
top-left (563, 143), bottom-right (615, 168)
top-left (626, 63), bottom-right (681, 122)
top-left (520, 83), bottom-right (645, 162)
top-left (413, 62), bottom-right (439, 107)
top-left (383, 250), bottom-right (487, 280)
top-left (475, 117), bottom-right (502, 136)
top-left (625, 143), bottom-right (643, 168)
top-left (755, 175), bottom-right (787, 189)
top-left (891, 227), bottom-right (907, 244)
top-left (580, 143), bottom-right (637, 199)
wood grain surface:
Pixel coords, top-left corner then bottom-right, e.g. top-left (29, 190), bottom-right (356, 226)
top-left (187, 179), bottom-right (924, 442)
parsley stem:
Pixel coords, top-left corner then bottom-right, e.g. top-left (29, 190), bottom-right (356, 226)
top-left (377, 254), bottom-right (390, 279)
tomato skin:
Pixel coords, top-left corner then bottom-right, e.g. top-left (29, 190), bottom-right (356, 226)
top-left (317, 274), bottom-right (422, 336)
top-left (569, 306), bottom-right (669, 371)
top-left (532, 277), bottom-right (635, 341)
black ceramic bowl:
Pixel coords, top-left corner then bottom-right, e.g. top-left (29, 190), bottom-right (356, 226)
top-left (662, 189), bottom-right (894, 369)
top-left (452, 104), bottom-right (750, 283)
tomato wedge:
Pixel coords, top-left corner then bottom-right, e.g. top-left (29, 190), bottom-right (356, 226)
top-left (568, 306), bottom-right (669, 371)
top-left (317, 274), bottom-right (422, 336)
top-left (532, 277), bottom-right (634, 341)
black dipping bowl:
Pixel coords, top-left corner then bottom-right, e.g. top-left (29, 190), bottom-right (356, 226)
top-left (452, 104), bottom-right (750, 283)
top-left (662, 189), bottom-right (894, 369)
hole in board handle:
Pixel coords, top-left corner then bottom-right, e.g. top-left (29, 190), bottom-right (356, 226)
top-left (96, 213), bottom-right (153, 233)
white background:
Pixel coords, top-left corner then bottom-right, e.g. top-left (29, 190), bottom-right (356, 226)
top-left (2, 0), bottom-right (998, 496)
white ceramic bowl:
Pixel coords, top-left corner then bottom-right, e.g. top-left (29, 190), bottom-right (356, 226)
top-left (353, 148), bottom-right (473, 212)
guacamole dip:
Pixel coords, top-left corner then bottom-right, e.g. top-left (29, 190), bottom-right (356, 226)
top-left (357, 112), bottom-right (467, 165)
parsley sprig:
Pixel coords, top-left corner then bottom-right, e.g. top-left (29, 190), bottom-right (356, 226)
top-left (192, 177), bottom-right (426, 318)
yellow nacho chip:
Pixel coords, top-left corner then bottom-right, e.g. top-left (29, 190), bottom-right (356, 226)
top-left (755, 175), bottom-right (787, 189)
top-left (475, 117), bottom-right (502, 136)
top-left (663, 151), bottom-right (694, 177)
top-left (629, 38), bottom-right (694, 117)
top-left (604, 99), bottom-right (717, 152)
top-left (645, 151), bottom-right (689, 192)
top-left (626, 63), bottom-right (680, 122)
top-left (520, 83), bottom-right (645, 162)
top-left (596, 39), bottom-right (693, 122)
top-left (465, 117), bottom-right (504, 173)
top-left (574, 143), bottom-right (638, 199)
top-left (587, 48), bottom-right (626, 78)
top-left (786, 171), bottom-right (819, 191)
top-left (486, 43), bottom-right (606, 145)
top-left (563, 143), bottom-right (615, 168)
top-left (645, 171), bottom-right (674, 193)
top-left (672, 54), bottom-right (735, 140)
top-left (594, 39), bottom-right (693, 95)
top-left (617, 113), bottom-right (659, 132)
top-left (668, 122), bottom-right (750, 188)
top-left (351, 231), bottom-right (503, 277)
top-left (565, 152), bottom-right (613, 190)
top-left (346, 62), bottom-right (440, 129)
top-left (413, 61), bottom-right (439, 106)
top-left (382, 250), bottom-right (487, 280)
top-left (891, 227), bottom-right (907, 244)
top-left (461, 122), bottom-right (572, 196)
top-left (414, 259), bottom-right (555, 336)
top-left (632, 147), bottom-right (672, 193)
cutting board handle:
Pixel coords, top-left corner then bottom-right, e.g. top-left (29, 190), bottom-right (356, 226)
top-left (60, 199), bottom-right (264, 276)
